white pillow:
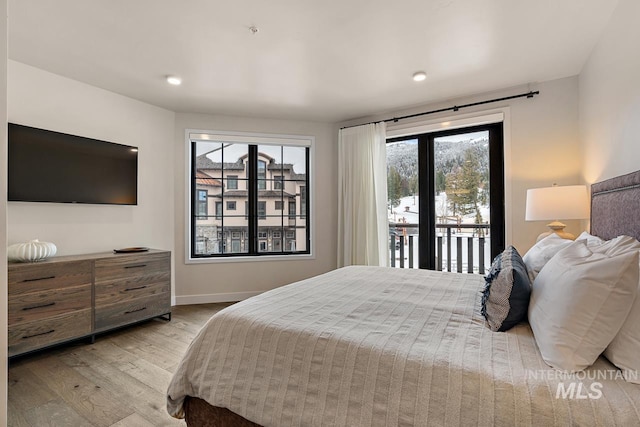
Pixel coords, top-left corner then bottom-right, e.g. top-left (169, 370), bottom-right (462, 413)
top-left (597, 236), bottom-right (640, 383)
top-left (588, 234), bottom-right (640, 256)
top-left (576, 231), bottom-right (604, 246)
top-left (528, 240), bottom-right (639, 372)
top-left (522, 233), bottom-right (572, 282)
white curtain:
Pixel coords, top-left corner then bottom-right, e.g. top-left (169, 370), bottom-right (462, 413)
top-left (337, 122), bottom-right (389, 267)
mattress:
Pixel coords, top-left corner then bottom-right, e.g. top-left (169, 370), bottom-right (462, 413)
top-left (167, 266), bottom-right (640, 426)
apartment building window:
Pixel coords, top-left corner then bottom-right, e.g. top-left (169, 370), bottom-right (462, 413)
top-left (289, 200), bottom-right (296, 219)
top-left (227, 175), bottom-right (238, 189)
top-left (189, 130), bottom-right (312, 259)
top-left (196, 190), bottom-right (208, 218)
top-left (274, 175), bottom-right (284, 190)
top-left (258, 160), bottom-right (267, 190)
top-left (300, 186), bottom-right (307, 216)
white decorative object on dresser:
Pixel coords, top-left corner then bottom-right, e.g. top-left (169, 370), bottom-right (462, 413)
top-left (8, 249), bottom-right (171, 357)
top-left (7, 239), bottom-right (57, 262)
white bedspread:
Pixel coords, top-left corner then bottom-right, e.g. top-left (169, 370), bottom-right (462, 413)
top-left (167, 266), bottom-right (640, 426)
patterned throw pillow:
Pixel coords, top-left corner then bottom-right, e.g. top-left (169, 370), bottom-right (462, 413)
top-left (481, 246), bottom-right (531, 332)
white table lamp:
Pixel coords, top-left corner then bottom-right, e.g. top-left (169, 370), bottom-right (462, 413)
top-left (525, 185), bottom-right (590, 241)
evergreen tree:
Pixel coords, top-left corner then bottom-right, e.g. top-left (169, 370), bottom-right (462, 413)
top-left (445, 148), bottom-right (483, 217)
top-left (435, 170), bottom-right (446, 194)
top-left (387, 166), bottom-right (403, 208)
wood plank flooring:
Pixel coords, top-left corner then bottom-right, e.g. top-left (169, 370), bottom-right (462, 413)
top-left (8, 303), bottom-right (233, 427)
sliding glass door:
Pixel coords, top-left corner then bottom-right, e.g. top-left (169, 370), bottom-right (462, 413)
top-left (387, 123), bottom-right (504, 273)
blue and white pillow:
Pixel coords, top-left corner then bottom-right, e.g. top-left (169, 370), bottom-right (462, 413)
top-left (481, 246), bottom-right (531, 332)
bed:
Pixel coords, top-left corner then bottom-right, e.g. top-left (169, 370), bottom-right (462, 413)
top-left (167, 170), bottom-right (640, 426)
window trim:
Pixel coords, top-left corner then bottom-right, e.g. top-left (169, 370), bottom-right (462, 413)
top-left (185, 128), bottom-right (315, 263)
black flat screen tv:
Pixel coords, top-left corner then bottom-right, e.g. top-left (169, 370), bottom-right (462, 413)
top-left (8, 123), bottom-right (138, 205)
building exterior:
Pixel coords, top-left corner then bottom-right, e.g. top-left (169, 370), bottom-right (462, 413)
top-left (194, 151), bottom-right (307, 255)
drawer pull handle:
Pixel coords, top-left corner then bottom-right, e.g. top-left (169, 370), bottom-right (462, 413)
top-left (125, 307), bottom-right (147, 315)
top-left (22, 302), bottom-right (56, 311)
top-left (22, 329), bottom-right (55, 339)
top-left (124, 264), bottom-right (147, 269)
top-left (124, 285), bottom-right (148, 292)
top-left (22, 275), bottom-right (56, 283)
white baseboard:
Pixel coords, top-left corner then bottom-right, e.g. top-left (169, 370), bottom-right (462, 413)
top-left (173, 291), bottom-right (263, 306)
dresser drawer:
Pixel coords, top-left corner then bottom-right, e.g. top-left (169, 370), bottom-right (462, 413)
top-left (8, 309), bottom-right (92, 357)
top-left (95, 278), bottom-right (170, 306)
top-left (94, 293), bottom-right (170, 332)
top-left (9, 284), bottom-right (92, 325)
top-left (9, 260), bottom-right (92, 296)
top-left (95, 252), bottom-right (170, 283)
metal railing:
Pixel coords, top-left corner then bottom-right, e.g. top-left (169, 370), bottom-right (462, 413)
top-left (389, 223), bottom-right (491, 274)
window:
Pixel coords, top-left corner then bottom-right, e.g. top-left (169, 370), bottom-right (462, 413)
top-left (300, 186), bottom-right (306, 216)
top-left (386, 123), bottom-right (504, 271)
top-left (227, 175), bottom-right (238, 189)
top-left (197, 190), bottom-right (208, 218)
top-left (258, 160), bottom-right (266, 190)
top-left (190, 130), bottom-right (312, 259)
top-left (274, 175), bottom-right (284, 190)
top-left (288, 200), bottom-right (296, 219)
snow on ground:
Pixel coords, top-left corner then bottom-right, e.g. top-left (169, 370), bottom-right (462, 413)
top-left (388, 192), bottom-right (492, 273)
top-left (389, 192), bottom-right (490, 226)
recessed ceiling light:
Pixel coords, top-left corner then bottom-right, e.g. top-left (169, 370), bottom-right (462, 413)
top-left (412, 71), bottom-right (427, 82)
top-left (166, 76), bottom-right (182, 86)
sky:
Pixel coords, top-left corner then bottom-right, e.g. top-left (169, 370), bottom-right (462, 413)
top-left (196, 141), bottom-right (306, 174)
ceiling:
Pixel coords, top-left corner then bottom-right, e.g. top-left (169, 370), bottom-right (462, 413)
top-left (8, 1), bottom-right (618, 123)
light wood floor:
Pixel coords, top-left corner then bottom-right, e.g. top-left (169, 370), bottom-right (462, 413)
top-left (8, 303), bottom-right (233, 427)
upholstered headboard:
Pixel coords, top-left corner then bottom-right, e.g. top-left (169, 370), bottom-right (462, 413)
top-left (590, 169), bottom-right (640, 242)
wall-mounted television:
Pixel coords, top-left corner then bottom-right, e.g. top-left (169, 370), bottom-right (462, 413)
top-left (8, 123), bottom-right (138, 205)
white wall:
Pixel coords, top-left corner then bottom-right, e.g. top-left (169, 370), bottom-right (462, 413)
top-left (7, 62), bottom-right (175, 261)
top-left (580, 0), bottom-right (640, 183)
top-left (1, 0), bottom-right (8, 422)
top-left (339, 77), bottom-right (583, 253)
top-left (174, 113), bottom-right (337, 303)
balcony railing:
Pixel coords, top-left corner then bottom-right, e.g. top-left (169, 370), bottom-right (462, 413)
top-left (389, 223), bottom-right (491, 274)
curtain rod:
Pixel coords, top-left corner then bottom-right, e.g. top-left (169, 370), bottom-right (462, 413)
top-left (340, 90), bottom-right (540, 130)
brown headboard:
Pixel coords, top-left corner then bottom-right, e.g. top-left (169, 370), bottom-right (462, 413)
top-left (590, 169), bottom-right (640, 241)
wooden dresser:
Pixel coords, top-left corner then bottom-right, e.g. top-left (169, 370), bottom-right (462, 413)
top-left (8, 249), bottom-right (171, 357)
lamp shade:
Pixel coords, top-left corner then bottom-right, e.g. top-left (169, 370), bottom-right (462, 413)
top-left (525, 185), bottom-right (590, 221)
